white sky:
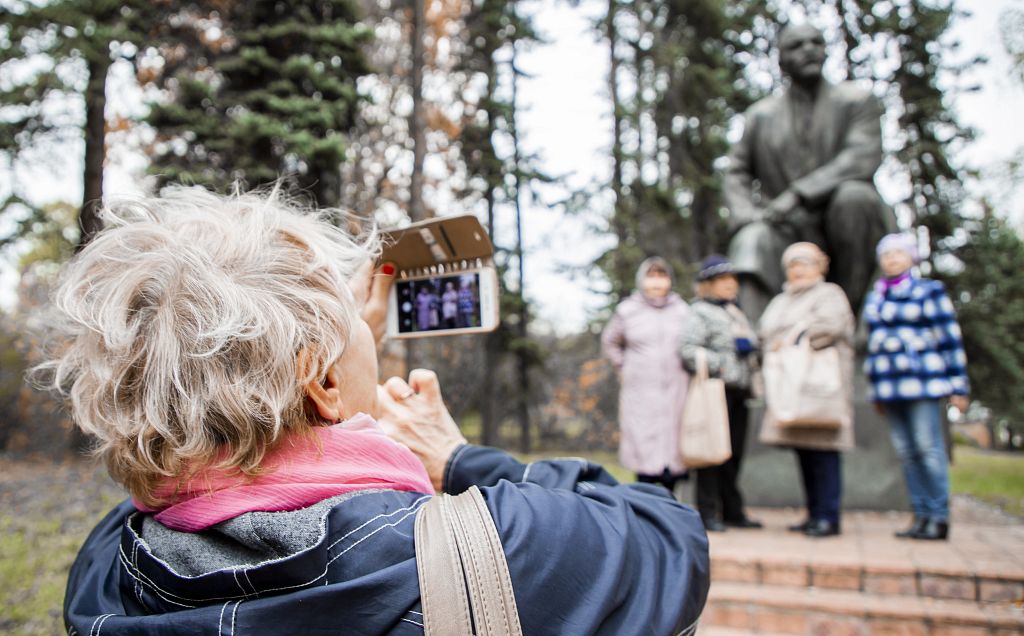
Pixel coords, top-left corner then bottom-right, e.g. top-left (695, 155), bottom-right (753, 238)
top-left (2, 0), bottom-right (1022, 333)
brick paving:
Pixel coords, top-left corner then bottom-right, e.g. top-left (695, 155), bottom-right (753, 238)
top-left (701, 500), bottom-right (1024, 635)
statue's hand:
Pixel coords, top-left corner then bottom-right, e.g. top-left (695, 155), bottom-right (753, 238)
top-left (727, 202), bottom-right (770, 235)
top-left (766, 189), bottom-right (800, 224)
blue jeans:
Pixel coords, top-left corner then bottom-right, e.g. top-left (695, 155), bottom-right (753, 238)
top-left (885, 399), bottom-right (949, 521)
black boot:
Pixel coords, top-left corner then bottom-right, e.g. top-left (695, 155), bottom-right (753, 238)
top-left (788, 519), bottom-right (811, 533)
top-left (915, 519), bottom-right (949, 541)
top-left (803, 519), bottom-right (840, 537)
top-left (895, 517), bottom-right (928, 539)
top-left (724, 515), bottom-right (763, 529)
top-left (702, 516), bottom-right (727, 533)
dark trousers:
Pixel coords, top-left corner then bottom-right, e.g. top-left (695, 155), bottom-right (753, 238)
top-left (636, 469), bottom-right (688, 493)
top-left (795, 448), bottom-right (842, 524)
top-left (695, 388), bottom-right (749, 523)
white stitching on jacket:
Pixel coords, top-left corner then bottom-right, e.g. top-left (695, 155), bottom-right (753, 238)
top-left (324, 508), bottom-right (421, 568)
top-left (118, 496), bottom-right (429, 604)
top-left (91, 613), bottom-right (114, 636)
top-left (230, 599), bottom-right (241, 635)
top-left (218, 601), bottom-right (230, 635)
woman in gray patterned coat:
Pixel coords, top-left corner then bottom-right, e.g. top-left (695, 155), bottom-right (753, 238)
top-left (679, 255), bottom-right (762, 532)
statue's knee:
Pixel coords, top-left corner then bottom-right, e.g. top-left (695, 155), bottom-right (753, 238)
top-left (729, 221), bottom-right (773, 252)
top-left (831, 181), bottom-right (882, 211)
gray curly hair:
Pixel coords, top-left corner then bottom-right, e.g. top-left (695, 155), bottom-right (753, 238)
top-left (38, 185), bottom-right (378, 507)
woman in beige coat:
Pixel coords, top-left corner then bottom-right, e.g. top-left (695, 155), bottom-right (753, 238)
top-left (759, 243), bottom-right (855, 537)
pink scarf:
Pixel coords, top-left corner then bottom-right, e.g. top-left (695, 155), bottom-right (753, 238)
top-left (875, 270), bottom-right (911, 295)
top-left (134, 413), bottom-right (433, 532)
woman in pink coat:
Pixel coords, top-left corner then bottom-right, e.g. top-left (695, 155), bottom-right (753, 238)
top-left (602, 257), bottom-right (692, 493)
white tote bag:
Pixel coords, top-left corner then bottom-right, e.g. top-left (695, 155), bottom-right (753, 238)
top-left (679, 348), bottom-right (732, 468)
top-left (763, 326), bottom-right (844, 428)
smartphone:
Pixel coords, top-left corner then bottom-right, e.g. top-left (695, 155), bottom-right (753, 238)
top-left (381, 215), bottom-right (500, 338)
top-left (386, 267), bottom-right (499, 337)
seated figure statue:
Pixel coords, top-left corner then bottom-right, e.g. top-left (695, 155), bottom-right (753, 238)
top-left (724, 23), bottom-right (897, 322)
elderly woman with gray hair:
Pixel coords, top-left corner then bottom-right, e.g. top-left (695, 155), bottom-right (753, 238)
top-left (48, 186), bottom-right (709, 635)
top-left (602, 257), bottom-right (692, 493)
top-left (758, 242), bottom-right (855, 538)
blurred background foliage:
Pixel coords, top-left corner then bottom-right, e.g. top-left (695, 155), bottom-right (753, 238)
top-left (1, 0), bottom-right (1023, 459)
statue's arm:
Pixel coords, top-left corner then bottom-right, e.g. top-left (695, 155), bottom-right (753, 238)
top-left (723, 112), bottom-right (763, 227)
top-left (790, 93), bottom-right (884, 207)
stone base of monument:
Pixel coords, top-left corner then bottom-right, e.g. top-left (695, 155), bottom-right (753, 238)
top-left (673, 352), bottom-right (943, 511)
top-left (735, 399), bottom-right (910, 510)
top-left (674, 399), bottom-right (910, 511)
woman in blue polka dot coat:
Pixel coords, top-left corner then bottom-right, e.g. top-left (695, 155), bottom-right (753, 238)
top-left (863, 233), bottom-right (970, 541)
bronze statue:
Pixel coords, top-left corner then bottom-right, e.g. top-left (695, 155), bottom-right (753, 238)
top-left (724, 23), bottom-right (897, 321)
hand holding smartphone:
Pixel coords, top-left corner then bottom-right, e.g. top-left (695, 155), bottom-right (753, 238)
top-left (380, 216), bottom-right (499, 338)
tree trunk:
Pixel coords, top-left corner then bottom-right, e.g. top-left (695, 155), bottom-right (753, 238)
top-left (510, 43), bottom-right (530, 454)
top-left (313, 164), bottom-right (341, 208)
top-left (400, 0), bottom-right (428, 384)
top-left (409, 0), bottom-right (427, 222)
top-left (70, 54), bottom-right (110, 454)
top-left (78, 55), bottom-right (110, 251)
top-left (480, 62), bottom-right (499, 448)
top-left (607, 0), bottom-right (630, 301)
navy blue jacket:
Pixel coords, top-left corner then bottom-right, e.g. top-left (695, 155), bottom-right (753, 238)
top-left (65, 445), bottom-right (709, 635)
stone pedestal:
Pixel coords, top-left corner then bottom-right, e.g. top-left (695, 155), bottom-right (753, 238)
top-left (676, 354), bottom-right (915, 511)
top-left (735, 400), bottom-right (909, 510)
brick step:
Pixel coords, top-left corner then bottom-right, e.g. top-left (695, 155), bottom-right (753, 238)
top-left (703, 581), bottom-right (1024, 635)
top-left (697, 627), bottom-right (788, 636)
top-left (712, 553), bottom-right (1024, 603)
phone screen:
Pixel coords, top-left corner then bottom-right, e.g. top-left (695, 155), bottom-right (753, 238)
top-left (395, 272), bottom-right (483, 334)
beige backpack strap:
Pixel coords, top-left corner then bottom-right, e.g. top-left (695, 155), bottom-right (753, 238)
top-left (415, 493), bottom-right (474, 634)
top-left (415, 486), bottom-right (523, 636)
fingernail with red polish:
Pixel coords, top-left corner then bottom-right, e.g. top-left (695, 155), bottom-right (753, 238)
top-left (381, 263), bottom-right (395, 276)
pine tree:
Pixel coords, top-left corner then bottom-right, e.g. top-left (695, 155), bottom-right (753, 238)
top-left (147, 1), bottom-right (372, 207)
top-left (456, 0), bottom-right (544, 448)
top-left (0, 0), bottom-right (151, 248)
top-left (595, 0), bottom-right (771, 300)
top-left (944, 208), bottom-right (1024, 440)
top-left (822, 0), bottom-right (978, 251)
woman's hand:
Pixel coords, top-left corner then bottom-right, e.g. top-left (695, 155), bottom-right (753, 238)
top-left (949, 395), bottom-right (970, 413)
top-left (349, 260), bottom-right (396, 346)
top-left (376, 369), bottom-right (467, 492)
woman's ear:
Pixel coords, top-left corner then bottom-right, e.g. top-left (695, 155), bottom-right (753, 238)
top-left (299, 349), bottom-right (345, 422)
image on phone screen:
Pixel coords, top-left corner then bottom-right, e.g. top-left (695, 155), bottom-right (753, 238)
top-left (395, 273), bottom-right (482, 334)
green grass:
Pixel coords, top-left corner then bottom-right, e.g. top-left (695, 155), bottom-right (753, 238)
top-left (0, 463), bottom-right (125, 636)
top-left (951, 445), bottom-right (1024, 516)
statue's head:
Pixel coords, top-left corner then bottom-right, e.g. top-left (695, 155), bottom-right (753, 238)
top-left (777, 23), bottom-right (827, 85)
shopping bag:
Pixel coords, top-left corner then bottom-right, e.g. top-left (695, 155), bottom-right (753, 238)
top-left (763, 327), bottom-right (843, 428)
top-left (679, 348), bottom-right (732, 468)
